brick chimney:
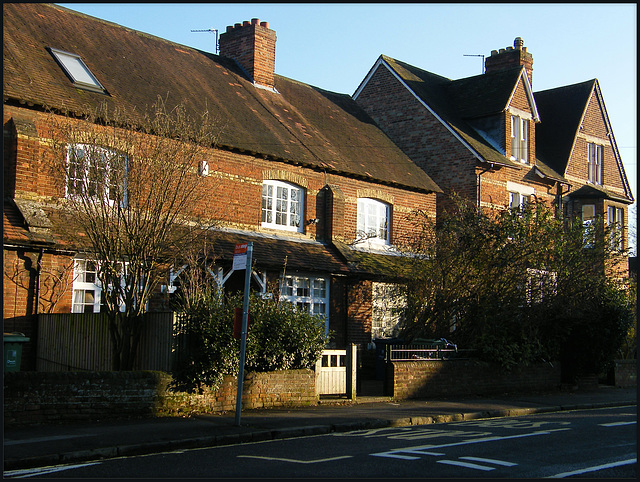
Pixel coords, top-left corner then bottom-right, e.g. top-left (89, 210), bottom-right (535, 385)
top-left (484, 37), bottom-right (533, 85)
top-left (219, 18), bottom-right (276, 90)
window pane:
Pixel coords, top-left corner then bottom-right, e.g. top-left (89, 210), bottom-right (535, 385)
top-left (53, 50), bottom-right (101, 86)
top-left (261, 181), bottom-right (304, 232)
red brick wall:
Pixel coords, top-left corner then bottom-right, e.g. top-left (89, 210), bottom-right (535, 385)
top-left (388, 359), bottom-right (561, 399)
top-left (347, 279), bottom-right (373, 349)
top-left (219, 20), bottom-right (276, 89)
top-left (3, 369), bottom-right (317, 426)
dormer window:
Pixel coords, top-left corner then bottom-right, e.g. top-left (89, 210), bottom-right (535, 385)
top-left (587, 143), bottom-right (603, 185)
top-left (510, 115), bottom-right (529, 164)
top-left (48, 47), bottom-right (106, 93)
top-left (357, 198), bottom-right (391, 245)
top-left (66, 145), bottom-right (127, 206)
top-left (261, 180), bottom-right (304, 232)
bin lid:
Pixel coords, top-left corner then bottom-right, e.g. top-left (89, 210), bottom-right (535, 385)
top-left (3, 332), bottom-right (30, 342)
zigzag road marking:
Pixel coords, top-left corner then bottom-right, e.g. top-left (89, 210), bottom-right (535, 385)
top-left (237, 455), bottom-right (353, 464)
top-left (370, 428), bottom-right (571, 460)
top-left (4, 462), bottom-right (101, 478)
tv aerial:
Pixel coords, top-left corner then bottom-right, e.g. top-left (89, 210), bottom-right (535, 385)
top-left (464, 54), bottom-right (485, 74)
top-left (191, 28), bottom-right (219, 54)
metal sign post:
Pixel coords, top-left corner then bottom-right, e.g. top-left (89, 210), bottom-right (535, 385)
top-left (234, 242), bottom-right (252, 427)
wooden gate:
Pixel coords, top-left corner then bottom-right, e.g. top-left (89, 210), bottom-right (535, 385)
top-left (315, 345), bottom-right (357, 398)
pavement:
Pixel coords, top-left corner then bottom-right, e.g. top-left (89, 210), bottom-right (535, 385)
top-left (3, 385), bottom-right (637, 471)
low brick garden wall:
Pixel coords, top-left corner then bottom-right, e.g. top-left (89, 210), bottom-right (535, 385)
top-left (387, 359), bottom-right (561, 399)
top-left (614, 359), bottom-right (637, 388)
top-left (3, 369), bottom-right (317, 426)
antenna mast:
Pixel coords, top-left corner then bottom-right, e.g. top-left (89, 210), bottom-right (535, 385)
top-left (191, 28), bottom-right (219, 54)
top-left (463, 54), bottom-right (485, 74)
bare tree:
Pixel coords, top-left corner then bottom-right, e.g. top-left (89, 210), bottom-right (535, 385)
top-left (4, 255), bottom-right (74, 314)
top-left (45, 97), bottom-right (221, 370)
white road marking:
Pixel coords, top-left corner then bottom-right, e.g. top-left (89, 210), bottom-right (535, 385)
top-left (237, 455), bottom-right (353, 464)
top-left (546, 458), bottom-right (637, 478)
top-left (460, 456), bottom-right (517, 466)
top-left (600, 421), bottom-right (636, 427)
top-left (371, 428), bottom-right (571, 459)
top-left (4, 462), bottom-right (101, 478)
top-left (437, 459), bottom-right (496, 471)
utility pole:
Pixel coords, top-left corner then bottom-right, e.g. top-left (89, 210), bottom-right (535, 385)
top-left (234, 242), bottom-right (252, 426)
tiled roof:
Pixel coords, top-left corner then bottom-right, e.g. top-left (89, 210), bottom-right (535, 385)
top-left (378, 55), bottom-right (565, 180)
top-left (567, 184), bottom-right (632, 204)
top-left (3, 201), bottom-right (69, 248)
top-left (534, 80), bottom-right (595, 176)
top-left (3, 3), bottom-right (440, 194)
top-left (332, 241), bottom-right (412, 280)
top-left (203, 229), bottom-right (349, 274)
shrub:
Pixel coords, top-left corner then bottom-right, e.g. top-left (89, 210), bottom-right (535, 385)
top-left (171, 291), bottom-right (329, 393)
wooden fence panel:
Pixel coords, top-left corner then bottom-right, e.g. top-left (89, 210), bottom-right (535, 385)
top-left (37, 312), bottom-right (175, 372)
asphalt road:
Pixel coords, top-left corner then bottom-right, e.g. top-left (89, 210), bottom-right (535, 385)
top-left (5, 406), bottom-right (636, 479)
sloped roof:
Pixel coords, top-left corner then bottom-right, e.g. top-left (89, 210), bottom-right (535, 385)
top-left (3, 3), bottom-right (440, 194)
top-left (332, 241), bottom-right (412, 281)
top-left (374, 56), bottom-right (565, 180)
top-left (204, 229), bottom-right (349, 275)
top-left (534, 80), bottom-right (595, 176)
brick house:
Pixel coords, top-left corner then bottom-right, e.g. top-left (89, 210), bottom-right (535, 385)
top-left (3, 3), bottom-right (441, 369)
top-left (353, 37), bottom-right (634, 265)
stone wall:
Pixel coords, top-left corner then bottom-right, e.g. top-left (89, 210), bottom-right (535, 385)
top-left (387, 359), bottom-right (561, 399)
top-left (3, 369), bottom-right (317, 426)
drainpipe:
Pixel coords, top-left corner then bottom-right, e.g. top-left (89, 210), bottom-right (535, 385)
top-left (555, 180), bottom-right (571, 218)
top-left (35, 247), bottom-right (44, 315)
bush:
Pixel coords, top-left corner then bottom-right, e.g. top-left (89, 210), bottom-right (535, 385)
top-left (171, 291), bottom-right (329, 393)
top-left (398, 194), bottom-right (634, 376)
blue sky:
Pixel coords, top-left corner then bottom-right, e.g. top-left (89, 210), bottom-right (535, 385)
top-left (58, 3), bottom-right (637, 252)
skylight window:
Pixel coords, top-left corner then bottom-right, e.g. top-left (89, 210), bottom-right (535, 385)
top-left (48, 48), bottom-right (106, 93)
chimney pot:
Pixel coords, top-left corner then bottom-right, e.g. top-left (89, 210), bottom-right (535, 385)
top-left (219, 18), bottom-right (276, 89)
top-left (514, 37), bottom-right (524, 49)
top-left (226, 25), bottom-right (234, 33)
top-left (491, 50), bottom-right (498, 56)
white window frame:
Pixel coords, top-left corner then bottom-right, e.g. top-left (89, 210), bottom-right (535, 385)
top-left (72, 259), bottom-right (129, 313)
top-left (48, 48), bottom-right (106, 93)
top-left (582, 204), bottom-right (596, 248)
top-left (66, 144), bottom-right (127, 206)
top-left (509, 192), bottom-right (530, 211)
top-left (72, 259), bottom-right (102, 313)
top-left (506, 182), bottom-right (534, 212)
top-left (510, 115), bottom-right (529, 164)
top-left (607, 206), bottom-right (625, 251)
top-left (372, 282), bottom-right (407, 339)
top-left (261, 180), bottom-right (304, 232)
top-left (587, 143), bottom-right (603, 185)
top-left (525, 268), bottom-right (558, 305)
top-left (280, 274), bottom-right (329, 334)
top-left (357, 198), bottom-right (391, 245)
